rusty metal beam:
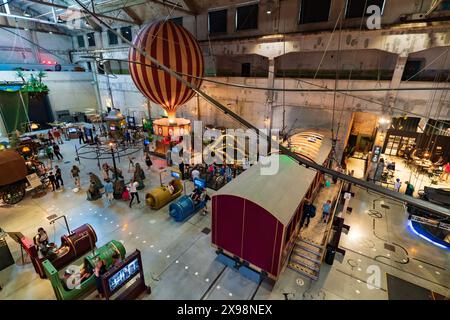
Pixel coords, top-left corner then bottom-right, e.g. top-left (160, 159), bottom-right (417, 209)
top-left (182, 0), bottom-right (198, 14)
top-left (146, 0), bottom-right (195, 16)
top-left (23, 0), bottom-right (138, 24)
top-left (123, 6), bottom-right (143, 25)
top-left (96, 0), bottom-right (195, 16)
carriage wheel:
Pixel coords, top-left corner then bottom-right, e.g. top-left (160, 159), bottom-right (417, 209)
top-left (2, 183), bottom-right (26, 205)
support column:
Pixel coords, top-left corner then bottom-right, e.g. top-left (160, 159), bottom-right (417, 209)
top-left (365, 55), bottom-right (408, 180)
top-left (267, 58), bottom-right (276, 151)
top-left (383, 55), bottom-right (408, 115)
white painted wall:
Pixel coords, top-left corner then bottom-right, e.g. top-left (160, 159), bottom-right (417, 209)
top-left (0, 28), bottom-right (73, 66)
top-left (0, 70), bottom-right (98, 114)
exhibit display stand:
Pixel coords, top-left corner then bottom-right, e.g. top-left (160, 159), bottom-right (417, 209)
top-left (101, 250), bottom-right (150, 300)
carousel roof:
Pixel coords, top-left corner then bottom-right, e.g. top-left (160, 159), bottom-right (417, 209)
top-left (104, 109), bottom-right (125, 121)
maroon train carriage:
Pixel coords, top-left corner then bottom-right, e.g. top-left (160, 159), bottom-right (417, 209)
top-left (211, 133), bottom-right (332, 280)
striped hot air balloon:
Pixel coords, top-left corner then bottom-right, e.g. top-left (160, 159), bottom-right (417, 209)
top-left (129, 20), bottom-right (204, 119)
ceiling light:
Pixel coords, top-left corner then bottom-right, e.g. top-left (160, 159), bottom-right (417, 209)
top-left (266, 9), bottom-right (272, 14)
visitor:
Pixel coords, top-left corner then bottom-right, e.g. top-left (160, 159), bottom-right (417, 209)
top-left (394, 178), bottom-right (401, 192)
top-left (46, 144), bottom-right (54, 160)
top-left (47, 130), bottom-right (54, 143)
top-left (179, 161), bottom-right (185, 180)
top-left (199, 188), bottom-right (211, 215)
top-left (53, 128), bottom-right (63, 144)
top-left (128, 179), bottom-right (140, 208)
top-left (191, 166), bottom-right (200, 181)
top-left (33, 227), bottom-right (49, 255)
top-left (53, 143), bottom-right (63, 160)
top-left (440, 162), bottom-right (450, 182)
top-left (102, 163), bottom-right (110, 181)
top-left (71, 165), bottom-right (81, 188)
top-left (300, 199), bottom-right (316, 228)
top-left (104, 179), bottom-right (114, 203)
top-left (77, 129), bottom-right (85, 144)
top-left (225, 165), bottom-right (233, 183)
top-left (145, 153), bottom-right (153, 170)
top-left (128, 156), bottom-right (134, 172)
top-left (190, 187), bottom-right (202, 205)
top-left (166, 149), bottom-right (172, 166)
top-left (373, 158), bottom-right (385, 182)
top-left (124, 130), bottom-right (131, 146)
top-left (94, 259), bottom-right (107, 299)
top-left (48, 171), bottom-right (58, 191)
top-left (322, 200), bottom-right (332, 223)
top-left (405, 181), bottom-right (415, 196)
top-left (207, 163), bottom-right (215, 181)
top-left (55, 166), bottom-right (64, 189)
top-left (167, 180), bottom-right (175, 195)
top-left (111, 252), bottom-right (122, 267)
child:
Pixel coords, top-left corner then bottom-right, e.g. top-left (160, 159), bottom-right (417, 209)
top-left (322, 200), bottom-right (332, 223)
top-left (104, 179), bottom-right (114, 203)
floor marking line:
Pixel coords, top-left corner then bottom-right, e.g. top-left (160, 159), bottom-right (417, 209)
top-left (412, 257), bottom-right (446, 271)
top-left (340, 245), bottom-right (450, 290)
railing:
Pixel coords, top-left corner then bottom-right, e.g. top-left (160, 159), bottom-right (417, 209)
top-left (320, 180), bottom-right (345, 262)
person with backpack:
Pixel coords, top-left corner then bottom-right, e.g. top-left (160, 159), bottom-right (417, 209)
top-left (300, 199), bottom-right (316, 228)
top-left (53, 143), bottom-right (63, 160)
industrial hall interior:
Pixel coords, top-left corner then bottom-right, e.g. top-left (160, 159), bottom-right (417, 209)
top-left (0, 0), bottom-right (449, 301)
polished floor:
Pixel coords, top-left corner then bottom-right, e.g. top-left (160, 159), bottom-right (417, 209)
top-left (0, 139), bottom-right (448, 300)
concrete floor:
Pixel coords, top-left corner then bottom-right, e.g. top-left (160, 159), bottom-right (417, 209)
top-left (0, 139), bottom-right (448, 300)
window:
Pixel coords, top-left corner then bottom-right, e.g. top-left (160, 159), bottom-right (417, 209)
top-left (107, 30), bottom-right (118, 45)
top-left (236, 3), bottom-right (258, 30)
top-left (241, 63), bottom-right (251, 77)
top-left (171, 17), bottom-right (183, 26)
top-left (77, 35), bottom-right (85, 48)
top-left (345, 0), bottom-right (385, 19)
top-left (402, 59), bottom-right (423, 80)
top-left (299, 0), bottom-right (331, 24)
top-left (208, 9), bottom-right (227, 34)
top-left (438, 0), bottom-right (450, 11)
top-left (87, 32), bottom-right (96, 47)
top-left (120, 26), bottom-right (132, 42)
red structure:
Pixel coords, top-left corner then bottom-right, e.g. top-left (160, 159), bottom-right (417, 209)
top-left (212, 133), bottom-right (331, 280)
top-left (20, 224), bottom-right (97, 278)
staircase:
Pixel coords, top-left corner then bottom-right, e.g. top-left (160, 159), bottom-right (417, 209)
top-left (288, 237), bottom-right (325, 280)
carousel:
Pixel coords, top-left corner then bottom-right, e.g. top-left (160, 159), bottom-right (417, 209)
top-left (104, 109), bottom-right (126, 139)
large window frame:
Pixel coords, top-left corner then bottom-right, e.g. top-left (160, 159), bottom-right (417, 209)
top-left (107, 29), bottom-right (118, 46)
top-left (235, 3), bottom-right (259, 31)
top-left (87, 32), bottom-right (96, 47)
top-left (208, 9), bottom-right (228, 34)
top-left (298, 0), bottom-right (332, 24)
top-left (77, 35), bottom-right (85, 48)
top-left (120, 26), bottom-right (132, 42)
top-left (345, 0), bottom-right (386, 19)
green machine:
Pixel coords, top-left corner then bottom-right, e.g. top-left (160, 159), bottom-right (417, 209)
top-left (43, 240), bottom-right (125, 300)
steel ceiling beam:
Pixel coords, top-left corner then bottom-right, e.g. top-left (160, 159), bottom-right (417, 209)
top-left (182, 0), bottom-right (198, 14)
top-left (123, 6), bottom-right (142, 25)
top-left (23, 0), bottom-right (137, 24)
